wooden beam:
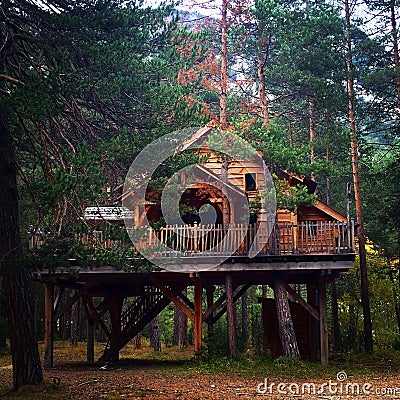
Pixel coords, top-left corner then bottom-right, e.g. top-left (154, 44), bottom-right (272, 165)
top-left (53, 287), bottom-right (65, 314)
top-left (192, 275), bottom-right (203, 353)
top-left (207, 284), bottom-right (250, 324)
top-left (54, 284), bottom-right (88, 321)
top-left (203, 291), bottom-right (227, 322)
top-left (307, 283), bottom-right (318, 362)
top-left (84, 296), bottom-right (111, 340)
top-left (149, 276), bottom-right (194, 322)
top-left (44, 283), bottom-right (54, 368)
top-left (109, 295), bottom-right (122, 363)
top-left (285, 285), bottom-right (319, 321)
top-left (319, 279), bottom-right (329, 365)
top-left (87, 304), bottom-right (95, 364)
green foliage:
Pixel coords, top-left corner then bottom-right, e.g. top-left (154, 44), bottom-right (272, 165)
top-left (274, 175), bottom-right (316, 213)
top-left (337, 252), bottom-right (400, 351)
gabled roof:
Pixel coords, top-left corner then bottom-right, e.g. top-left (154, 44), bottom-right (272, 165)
top-left (313, 200), bottom-right (347, 222)
top-left (180, 123), bottom-right (216, 153)
top-left (185, 164), bottom-right (245, 197)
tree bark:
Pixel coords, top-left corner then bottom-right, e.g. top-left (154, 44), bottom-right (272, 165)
top-left (133, 333), bottom-right (142, 350)
top-left (0, 98), bottom-right (43, 388)
top-left (241, 291), bottom-right (249, 350)
top-left (149, 317), bottom-right (161, 352)
top-left (257, 25), bottom-right (270, 127)
top-left (344, 0), bottom-right (373, 354)
top-left (309, 97), bottom-right (316, 163)
top-left (390, 0), bottom-right (400, 105)
top-left (173, 289), bottom-right (188, 348)
top-left (331, 281), bottom-right (341, 353)
top-left (273, 275), bottom-right (300, 359)
top-left (220, 0), bottom-right (228, 128)
top-left (225, 274), bottom-right (237, 358)
top-left (70, 294), bottom-right (80, 347)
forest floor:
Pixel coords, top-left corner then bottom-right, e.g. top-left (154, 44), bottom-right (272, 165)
top-left (0, 341), bottom-right (399, 399)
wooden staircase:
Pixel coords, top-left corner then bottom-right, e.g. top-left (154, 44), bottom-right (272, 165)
top-left (99, 285), bottom-right (184, 363)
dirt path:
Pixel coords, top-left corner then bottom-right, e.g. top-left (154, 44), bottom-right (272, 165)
top-left (1, 343), bottom-right (400, 399)
top-left (41, 363), bottom-right (400, 400)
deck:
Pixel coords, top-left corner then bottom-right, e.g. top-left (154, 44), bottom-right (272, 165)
top-left (65, 220), bottom-right (357, 273)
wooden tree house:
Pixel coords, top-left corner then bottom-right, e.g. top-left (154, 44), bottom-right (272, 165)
top-left (37, 125), bottom-right (355, 366)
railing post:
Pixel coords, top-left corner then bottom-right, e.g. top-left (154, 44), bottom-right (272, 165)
top-left (193, 222), bottom-right (198, 253)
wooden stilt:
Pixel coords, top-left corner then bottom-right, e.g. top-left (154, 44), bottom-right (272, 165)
top-left (318, 279), bottom-right (329, 365)
top-left (85, 296), bottom-right (95, 364)
top-left (193, 275), bottom-right (203, 354)
top-left (307, 283), bottom-right (318, 362)
top-left (225, 274), bottom-right (236, 359)
top-left (44, 282), bottom-right (54, 368)
top-left (109, 295), bottom-right (122, 363)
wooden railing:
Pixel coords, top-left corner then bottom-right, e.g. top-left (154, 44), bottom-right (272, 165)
top-left (30, 220), bottom-right (355, 259)
top-left (136, 220), bottom-right (355, 257)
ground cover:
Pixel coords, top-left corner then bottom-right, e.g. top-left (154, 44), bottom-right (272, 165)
top-left (0, 342), bottom-right (399, 399)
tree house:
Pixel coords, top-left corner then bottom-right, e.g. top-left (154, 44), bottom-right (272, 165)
top-left (37, 124), bottom-right (355, 366)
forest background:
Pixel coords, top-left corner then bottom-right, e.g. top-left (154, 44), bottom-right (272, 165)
top-left (0, 0), bottom-right (399, 390)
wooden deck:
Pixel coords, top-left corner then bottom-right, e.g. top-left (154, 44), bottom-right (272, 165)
top-left (57, 220), bottom-right (355, 273)
top-left (136, 220), bottom-right (355, 257)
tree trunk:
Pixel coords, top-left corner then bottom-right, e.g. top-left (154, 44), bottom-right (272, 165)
top-left (133, 333), bottom-right (142, 350)
top-left (220, 0), bottom-right (228, 128)
top-left (225, 274), bottom-right (237, 358)
top-left (0, 99), bottom-right (43, 389)
top-left (173, 289), bottom-right (188, 348)
top-left (326, 143), bottom-right (331, 205)
top-left (70, 295), bottom-right (79, 347)
top-left (241, 291), bottom-right (249, 350)
top-left (60, 290), bottom-right (68, 341)
top-left (390, 0), bottom-right (400, 105)
top-left (257, 28), bottom-right (269, 127)
top-left (309, 97), bottom-right (316, 163)
top-left (149, 317), bottom-right (161, 352)
top-left (388, 259), bottom-right (400, 334)
top-left (344, 0), bottom-right (373, 354)
top-left (331, 281), bottom-right (341, 353)
top-left (273, 276), bottom-right (300, 359)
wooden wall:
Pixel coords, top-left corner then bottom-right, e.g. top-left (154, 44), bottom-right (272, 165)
top-left (260, 297), bottom-right (317, 361)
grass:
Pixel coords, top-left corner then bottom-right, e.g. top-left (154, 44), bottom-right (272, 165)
top-left (0, 341), bottom-right (400, 399)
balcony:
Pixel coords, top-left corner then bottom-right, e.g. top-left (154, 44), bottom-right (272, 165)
top-left (134, 220), bottom-right (355, 258)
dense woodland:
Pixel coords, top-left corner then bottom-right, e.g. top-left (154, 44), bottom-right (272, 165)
top-left (0, 0), bottom-right (399, 390)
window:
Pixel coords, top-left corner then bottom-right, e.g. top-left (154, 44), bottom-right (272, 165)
top-left (245, 173), bottom-right (257, 191)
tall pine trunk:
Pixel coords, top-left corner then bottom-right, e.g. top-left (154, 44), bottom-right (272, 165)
top-left (149, 317), bottom-right (161, 352)
top-left (390, 0), bottom-right (400, 105)
top-left (241, 292), bottom-right (249, 350)
top-left (0, 97), bottom-right (43, 388)
top-left (173, 289), bottom-right (188, 348)
top-left (344, 0), bottom-right (373, 354)
top-left (273, 276), bottom-right (300, 359)
top-left (70, 294), bottom-right (80, 346)
top-left (220, 0), bottom-right (228, 127)
top-left (225, 274), bottom-right (237, 359)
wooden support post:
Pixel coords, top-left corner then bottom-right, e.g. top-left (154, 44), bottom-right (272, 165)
top-left (307, 283), bottom-right (318, 362)
top-left (319, 279), bottom-right (329, 365)
top-left (109, 295), bottom-right (122, 363)
top-left (273, 274), bottom-right (300, 360)
top-left (85, 296), bottom-right (95, 364)
top-left (225, 274), bottom-right (237, 359)
top-left (44, 282), bottom-right (54, 368)
top-left (193, 275), bottom-right (203, 354)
